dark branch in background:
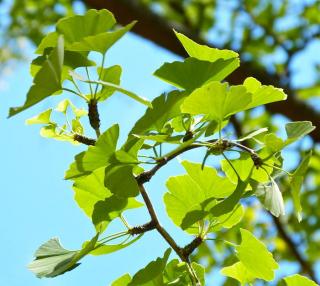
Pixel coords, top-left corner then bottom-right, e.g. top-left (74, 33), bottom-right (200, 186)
top-left (84, 0), bottom-right (320, 142)
top-left (271, 215), bottom-right (317, 282)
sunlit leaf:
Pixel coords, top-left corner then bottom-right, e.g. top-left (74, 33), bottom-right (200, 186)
top-left (236, 229), bottom-right (278, 281)
top-left (9, 36), bottom-right (64, 117)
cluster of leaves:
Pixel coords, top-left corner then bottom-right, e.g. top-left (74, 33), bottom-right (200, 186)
top-left (10, 8), bottom-right (317, 286)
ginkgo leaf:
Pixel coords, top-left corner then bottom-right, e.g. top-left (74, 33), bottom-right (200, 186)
top-left (111, 274), bottom-right (132, 286)
top-left (181, 81), bottom-right (251, 122)
top-left (65, 124), bottom-right (119, 179)
top-left (236, 229), bottom-right (279, 281)
top-left (104, 164), bottom-right (140, 198)
top-left (164, 160), bottom-right (236, 232)
top-left (154, 57), bottom-right (239, 91)
top-left (130, 90), bottom-right (188, 135)
top-left (128, 249), bottom-right (171, 285)
top-left (28, 234), bottom-right (99, 278)
top-left (25, 109), bottom-right (52, 125)
top-left (174, 30), bottom-right (239, 62)
top-left (290, 151), bottom-right (312, 221)
top-left (243, 77), bottom-right (287, 109)
top-left (264, 121), bottom-right (316, 152)
top-left (9, 36), bottom-right (64, 117)
top-left (92, 195), bottom-right (143, 230)
top-left (221, 261), bottom-right (255, 285)
top-left (283, 274), bottom-right (318, 286)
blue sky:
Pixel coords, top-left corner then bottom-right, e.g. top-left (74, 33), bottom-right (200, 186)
top-left (1, 2), bottom-right (319, 286)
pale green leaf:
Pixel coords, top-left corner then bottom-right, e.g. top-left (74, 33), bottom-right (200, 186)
top-left (283, 274), bottom-right (318, 286)
top-left (181, 81), bottom-right (251, 122)
top-left (243, 77), bottom-right (287, 109)
top-left (221, 261), bottom-right (255, 285)
top-left (174, 30), bottom-right (239, 62)
top-left (236, 229), bottom-right (278, 281)
top-left (290, 151), bottom-right (312, 221)
top-left (25, 109), bottom-right (52, 125)
top-left (111, 274), bottom-right (132, 286)
top-left (65, 124), bottom-right (119, 179)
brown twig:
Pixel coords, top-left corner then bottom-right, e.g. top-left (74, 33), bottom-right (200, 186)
top-left (88, 99), bottom-right (101, 137)
top-left (73, 134), bottom-right (96, 146)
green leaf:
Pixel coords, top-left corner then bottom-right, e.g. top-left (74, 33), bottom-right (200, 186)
top-left (264, 121), bottom-right (315, 152)
top-left (57, 9), bottom-right (116, 47)
top-left (92, 195), bottom-right (143, 230)
top-left (39, 124), bottom-right (76, 144)
top-left (174, 30), bottom-right (239, 62)
top-left (243, 77), bottom-right (287, 109)
top-left (164, 160), bottom-right (235, 232)
top-left (28, 234), bottom-right (99, 278)
top-left (111, 274), bottom-right (132, 286)
top-left (283, 274), bottom-right (318, 286)
top-left (221, 152), bottom-right (273, 184)
top-left (88, 234), bottom-right (143, 256)
top-left (25, 109), bottom-right (52, 125)
top-left (95, 65), bottom-right (122, 101)
top-left (130, 90), bottom-right (188, 135)
top-left (65, 21), bottom-right (136, 54)
top-left (65, 124), bottom-right (119, 179)
top-left (209, 179), bottom-right (249, 218)
top-left (236, 229), bottom-right (278, 281)
top-left (181, 81), bottom-right (251, 122)
top-left (31, 51), bottom-right (95, 81)
top-left (290, 151), bottom-right (312, 222)
top-left (210, 204), bottom-right (244, 231)
top-left (104, 165), bottom-right (140, 197)
top-left (128, 248), bottom-right (171, 286)
top-left (154, 57), bottom-right (239, 91)
top-left (221, 261), bottom-right (255, 285)
top-left (9, 36), bottom-right (64, 117)
top-left (72, 168), bottom-right (112, 218)
top-left (163, 259), bottom-right (205, 285)
top-left (285, 121), bottom-right (316, 144)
